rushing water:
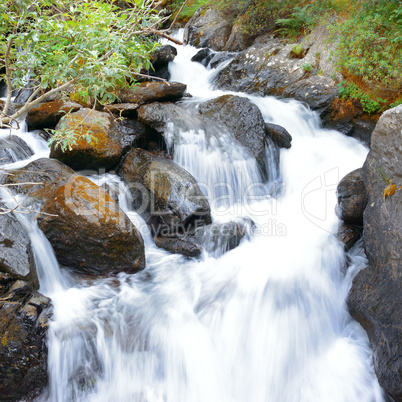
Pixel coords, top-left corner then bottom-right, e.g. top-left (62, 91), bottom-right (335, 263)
top-left (0, 36), bottom-right (385, 402)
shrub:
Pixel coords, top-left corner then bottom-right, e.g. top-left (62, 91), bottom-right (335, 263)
top-left (338, 82), bottom-right (387, 114)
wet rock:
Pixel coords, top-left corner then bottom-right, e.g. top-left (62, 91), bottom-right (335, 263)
top-left (103, 103), bottom-right (141, 117)
top-left (0, 210), bottom-right (49, 400)
top-left (336, 222), bottom-right (362, 251)
top-left (154, 219), bottom-right (251, 257)
top-left (265, 123), bottom-right (292, 149)
top-left (192, 219), bottom-right (251, 256)
top-left (0, 135), bottom-right (33, 164)
top-left (38, 175), bottom-right (145, 277)
top-left (117, 148), bottom-right (212, 236)
top-left (347, 105), bottom-right (402, 402)
top-left (4, 158), bottom-right (76, 203)
top-left (116, 81), bottom-right (186, 104)
top-left (336, 168), bottom-right (368, 225)
top-left (213, 31), bottom-right (338, 113)
top-left (149, 45), bottom-right (178, 80)
top-left (154, 236), bottom-right (202, 257)
top-left (191, 48), bottom-right (213, 66)
top-left (0, 291), bottom-right (51, 401)
top-left (0, 206), bottom-right (38, 289)
top-left (199, 95), bottom-right (267, 172)
top-left (49, 108), bottom-right (144, 170)
top-left (209, 52), bottom-right (233, 69)
top-left (137, 101), bottom-right (196, 134)
top-left (184, 8), bottom-right (233, 51)
top-left (26, 100), bottom-right (81, 130)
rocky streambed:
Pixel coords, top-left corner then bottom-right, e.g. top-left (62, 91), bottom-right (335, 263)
top-left (0, 14), bottom-right (401, 401)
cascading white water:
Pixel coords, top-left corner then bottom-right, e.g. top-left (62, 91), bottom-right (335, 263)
top-left (0, 35), bottom-right (385, 402)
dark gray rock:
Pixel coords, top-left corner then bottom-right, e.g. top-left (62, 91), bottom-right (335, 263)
top-left (151, 45), bottom-right (177, 69)
top-left (347, 105), bottom-right (402, 402)
top-left (137, 101), bottom-right (200, 134)
top-left (0, 206), bottom-right (38, 288)
top-left (0, 211), bottom-right (49, 400)
top-left (193, 219), bottom-right (252, 256)
top-left (213, 33), bottom-right (338, 114)
top-left (184, 8), bottom-right (233, 51)
top-left (336, 168), bottom-right (368, 225)
top-left (336, 222), bottom-right (362, 251)
top-left (265, 123), bottom-right (292, 149)
top-left (4, 158), bottom-right (76, 202)
top-left (117, 148), bottom-right (212, 236)
top-left (198, 95), bottom-right (267, 173)
top-left (154, 236), bottom-right (202, 257)
top-left (191, 48), bottom-right (213, 66)
top-left (0, 135), bottom-right (33, 164)
top-left (0, 290), bottom-right (51, 400)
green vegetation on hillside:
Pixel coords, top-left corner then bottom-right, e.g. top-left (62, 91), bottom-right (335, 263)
top-left (170, 0), bottom-right (402, 113)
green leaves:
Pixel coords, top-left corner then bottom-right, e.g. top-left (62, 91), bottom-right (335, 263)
top-left (329, 1), bottom-right (402, 91)
top-left (0, 0), bottom-right (161, 109)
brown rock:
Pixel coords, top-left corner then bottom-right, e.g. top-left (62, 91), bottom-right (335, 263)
top-left (26, 100), bottom-right (81, 129)
top-left (38, 175), bottom-right (145, 277)
top-left (49, 108), bottom-right (144, 170)
top-left (116, 81), bottom-right (186, 104)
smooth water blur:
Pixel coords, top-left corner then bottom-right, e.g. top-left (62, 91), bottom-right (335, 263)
top-left (0, 36), bottom-right (384, 402)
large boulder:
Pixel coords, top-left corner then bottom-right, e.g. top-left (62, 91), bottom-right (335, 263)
top-left (184, 8), bottom-right (233, 51)
top-left (0, 135), bottom-right (33, 164)
top-left (38, 175), bottom-right (145, 277)
top-left (6, 158), bottom-right (146, 277)
top-left (117, 148), bottom-right (212, 236)
top-left (336, 168), bottom-right (368, 225)
top-left (115, 81), bottom-right (186, 104)
top-left (347, 105), bottom-right (402, 402)
top-left (49, 109), bottom-right (145, 170)
top-left (198, 95), bottom-right (267, 172)
top-left (184, 7), bottom-right (254, 52)
top-left (213, 33), bottom-right (338, 113)
top-left (26, 100), bottom-right (81, 130)
top-left (0, 209), bottom-right (50, 400)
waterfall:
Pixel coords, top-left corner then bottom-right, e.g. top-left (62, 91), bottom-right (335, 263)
top-left (0, 37), bottom-right (385, 402)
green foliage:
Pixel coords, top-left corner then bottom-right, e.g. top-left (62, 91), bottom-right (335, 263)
top-left (302, 63), bottom-right (312, 72)
top-left (388, 100), bottom-right (402, 109)
top-left (169, 0), bottom-right (211, 22)
top-left (329, 0), bottom-right (402, 89)
top-left (291, 43), bottom-right (303, 57)
top-left (276, 0), bottom-right (341, 39)
top-left (338, 81), bottom-right (387, 114)
top-left (47, 115), bottom-right (99, 152)
top-left (214, 0), bottom-right (301, 36)
top-left (0, 0), bottom-right (162, 108)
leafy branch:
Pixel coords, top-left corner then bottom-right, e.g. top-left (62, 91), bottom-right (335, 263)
top-left (0, 0), bottom-right (179, 129)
